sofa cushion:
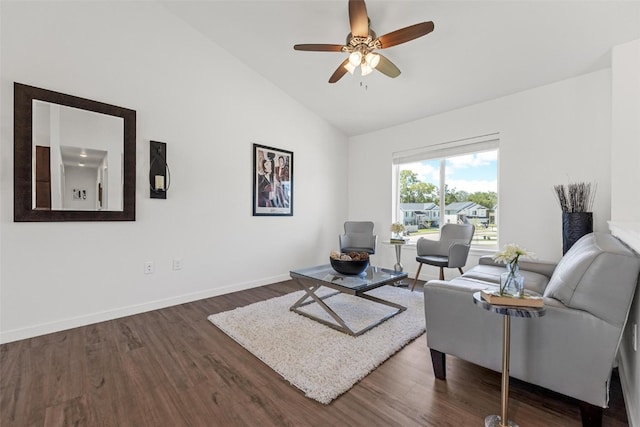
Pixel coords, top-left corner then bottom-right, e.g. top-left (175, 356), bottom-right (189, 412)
top-left (462, 264), bottom-right (550, 294)
top-left (543, 232), bottom-right (640, 325)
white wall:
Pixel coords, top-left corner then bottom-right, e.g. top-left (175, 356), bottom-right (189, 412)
top-left (63, 166), bottom-right (97, 210)
top-left (0, 1), bottom-right (348, 343)
top-left (611, 38), bottom-right (640, 427)
top-left (348, 69), bottom-right (612, 276)
top-left (611, 40), bottom-right (640, 222)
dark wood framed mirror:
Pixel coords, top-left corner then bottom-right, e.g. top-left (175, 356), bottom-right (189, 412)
top-left (14, 82), bottom-right (136, 221)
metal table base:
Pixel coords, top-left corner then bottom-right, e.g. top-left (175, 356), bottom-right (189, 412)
top-left (473, 292), bottom-right (546, 427)
top-left (290, 276), bottom-right (406, 336)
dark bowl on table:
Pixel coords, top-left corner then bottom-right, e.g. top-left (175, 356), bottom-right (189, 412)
top-left (330, 257), bottom-right (369, 275)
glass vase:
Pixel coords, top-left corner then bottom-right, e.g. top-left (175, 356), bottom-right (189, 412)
top-left (500, 263), bottom-right (524, 297)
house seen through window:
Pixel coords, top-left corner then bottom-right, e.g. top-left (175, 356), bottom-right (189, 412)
top-left (393, 136), bottom-right (498, 250)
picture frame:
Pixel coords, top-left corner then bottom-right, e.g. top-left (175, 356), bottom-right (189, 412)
top-left (252, 143), bottom-right (293, 216)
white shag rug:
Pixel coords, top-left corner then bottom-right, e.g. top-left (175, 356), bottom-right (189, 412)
top-left (208, 286), bottom-right (426, 404)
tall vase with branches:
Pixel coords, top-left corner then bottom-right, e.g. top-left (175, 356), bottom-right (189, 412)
top-left (553, 182), bottom-right (596, 254)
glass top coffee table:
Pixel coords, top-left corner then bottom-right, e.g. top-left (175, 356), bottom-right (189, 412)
top-left (289, 264), bottom-right (408, 336)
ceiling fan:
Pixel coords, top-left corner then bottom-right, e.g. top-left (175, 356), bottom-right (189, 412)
top-left (293, 0), bottom-right (434, 83)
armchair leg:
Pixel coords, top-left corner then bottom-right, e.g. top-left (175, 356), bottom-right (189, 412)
top-left (439, 267), bottom-right (445, 280)
top-left (578, 401), bottom-right (603, 427)
top-left (412, 263), bottom-right (424, 291)
top-left (430, 349), bottom-right (446, 380)
top-left (458, 267), bottom-right (464, 275)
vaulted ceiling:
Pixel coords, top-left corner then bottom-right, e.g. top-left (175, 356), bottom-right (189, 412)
top-left (162, 1), bottom-right (640, 137)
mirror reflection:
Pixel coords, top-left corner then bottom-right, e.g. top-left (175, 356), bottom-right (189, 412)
top-left (32, 100), bottom-right (124, 211)
top-left (13, 82), bottom-right (136, 222)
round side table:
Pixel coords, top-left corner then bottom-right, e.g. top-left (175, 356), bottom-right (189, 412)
top-left (472, 291), bottom-right (546, 427)
top-left (386, 240), bottom-right (408, 286)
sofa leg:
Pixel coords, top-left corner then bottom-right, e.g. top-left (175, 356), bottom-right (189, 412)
top-left (439, 267), bottom-right (444, 280)
top-left (458, 267), bottom-right (464, 275)
top-left (430, 349), bottom-right (446, 380)
top-left (578, 401), bottom-right (603, 427)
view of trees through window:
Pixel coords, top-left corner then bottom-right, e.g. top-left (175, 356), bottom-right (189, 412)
top-left (397, 149), bottom-right (498, 249)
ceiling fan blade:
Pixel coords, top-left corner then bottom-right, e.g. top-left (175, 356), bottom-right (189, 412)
top-left (375, 54), bottom-right (401, 78)
top-left (329, 58), bottom-right (350, 83)
top-left (349, 0), bottom-right (369, 37)
top-left (378, 21), bottom-right (435, 49)
top-left (294, 44), bottom-right (345, 52)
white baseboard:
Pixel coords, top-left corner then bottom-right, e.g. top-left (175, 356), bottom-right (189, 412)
top-left (0, 273), bottom-right (289, 344)
top-left (618, 360), bottom-right (639, 427)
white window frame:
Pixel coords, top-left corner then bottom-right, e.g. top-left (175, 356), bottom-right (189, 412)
top-left (392, 133), bottom-right (499, 248)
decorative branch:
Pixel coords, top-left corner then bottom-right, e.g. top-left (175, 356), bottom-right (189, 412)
top-left (553, 182), bottom-right (597, 213)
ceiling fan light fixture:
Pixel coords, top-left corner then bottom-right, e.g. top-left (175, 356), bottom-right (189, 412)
top-left (348, 51), bottom-right (362, 66)
top-left (361, 63), bottom-right (373, 76)
top-left (292, 0), bottom-right (435, 84)
top-left (365, 52), bottom-right (380, 69)
top-left (344, 61), bottom-right (356, 74)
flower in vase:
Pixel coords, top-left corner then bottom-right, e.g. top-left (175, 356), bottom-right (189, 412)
top-left (493, 244), bottom-right (535, 296)
top-left (493, 243), bottom-right (533, 266)
top-left (390, 222), bottom-right (405, 234)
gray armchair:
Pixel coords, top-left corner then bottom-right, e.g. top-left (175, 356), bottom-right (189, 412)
top-left (412, 223), bottom-right (475, 290)
top-left (339, 221), bottom-right (377, 254)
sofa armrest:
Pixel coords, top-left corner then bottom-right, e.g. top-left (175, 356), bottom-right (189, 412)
top-left (479, 255), bottom-right (556, 278)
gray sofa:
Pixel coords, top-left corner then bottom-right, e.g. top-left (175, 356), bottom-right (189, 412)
top-left (423, 232), bottom-right (640, 426)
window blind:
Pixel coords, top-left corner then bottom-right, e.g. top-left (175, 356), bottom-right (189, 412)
top-left (392, 133), bottom-right (500, 164)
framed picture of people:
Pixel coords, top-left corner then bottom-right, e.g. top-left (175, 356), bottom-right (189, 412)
top-left (252, 143), bottom-right (293, 216)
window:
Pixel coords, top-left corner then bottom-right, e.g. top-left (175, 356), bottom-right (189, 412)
top-left (393, 135), bottom-right (499, 250)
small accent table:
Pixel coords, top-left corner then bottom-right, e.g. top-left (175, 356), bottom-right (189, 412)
top-left (472, 291), bottom-right (546, 427)
top-left (386, 240), bottom-right (408, 286)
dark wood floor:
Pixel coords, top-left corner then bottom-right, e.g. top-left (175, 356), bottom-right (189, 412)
top-left (1, 280), bottom-right (629, 426)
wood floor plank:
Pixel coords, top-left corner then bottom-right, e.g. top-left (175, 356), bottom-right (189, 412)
top-left (0, 280), bottom-right (629, 426)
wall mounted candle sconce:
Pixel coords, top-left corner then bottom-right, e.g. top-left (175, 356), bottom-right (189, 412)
top-left (149, 140), bottom-right (170, 199)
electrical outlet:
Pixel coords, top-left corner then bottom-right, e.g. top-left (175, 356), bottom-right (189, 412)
top-left (172, 258), bottom-right (183, 271)
top-left (144, 261), bottom-right (154, 275)
top-left (633, 323), bottom-right (638, 352)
